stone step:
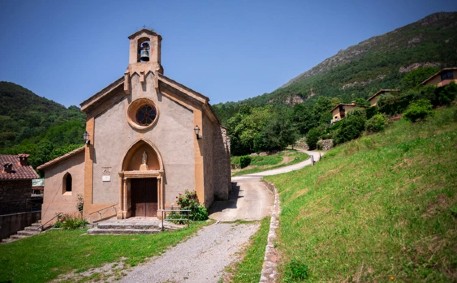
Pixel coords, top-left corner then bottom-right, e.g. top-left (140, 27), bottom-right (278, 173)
top-left (1, 238), bottom-right (16, 244)
top-left (31, 223), bottom-right (42, 228)
top-left (17, 230), bottom-right (40, 236)
top-left (87, 228), bottom-right (161, 235)
top-left (10, 234), bottom-right (29, 240)
top-left (25, 226), bottom-right (42, 232)
top-left (96, 223), bottom-right (161, 230)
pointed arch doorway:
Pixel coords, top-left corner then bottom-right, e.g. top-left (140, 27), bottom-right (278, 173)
top-left (118, 140), bottom-right (164, 219)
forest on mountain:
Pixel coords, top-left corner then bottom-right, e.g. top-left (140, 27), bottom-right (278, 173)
top-left (0, 81), bottom-right (85, 168)
top-left (214, 12), bottom-right (457, 155)
top-left (1, 12), bottom-right (457, 166)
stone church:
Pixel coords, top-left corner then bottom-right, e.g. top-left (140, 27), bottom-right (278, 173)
top-left (38, 29), bottom-right (231, 225)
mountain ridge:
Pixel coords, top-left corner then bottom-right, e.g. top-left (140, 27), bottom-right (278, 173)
top-left (214, 11), bottom-right (457, 121)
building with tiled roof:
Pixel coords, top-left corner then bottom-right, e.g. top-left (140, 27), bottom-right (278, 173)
top-left (0, 154), bottom-right (39, 214)
top-left (38, 29), bottom-right (231, 226)
top-left (367, 89), bottom-right (400, 107)
top-left (421, 67), bottom-right (457, 87)
top-left (330, 103), bottom-right (357, 124)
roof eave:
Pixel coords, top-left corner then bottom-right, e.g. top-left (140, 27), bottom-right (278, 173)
top-left (37, 146), bottom-right (85, 171)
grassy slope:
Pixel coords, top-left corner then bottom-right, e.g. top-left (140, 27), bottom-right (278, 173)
top-left (266, 106), bottom-right (457, 282)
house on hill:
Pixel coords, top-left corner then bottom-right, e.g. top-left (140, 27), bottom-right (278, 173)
top-left (38, 29), bottom-right (231, 225)
top-left (0, 154), bottom-right (39, 215)
top-left (367, 89), bottom-right (400, 107)
top-left (421, 67), bottom-right (457, 87)
top-left (330, 103), bottom-right (357, 124)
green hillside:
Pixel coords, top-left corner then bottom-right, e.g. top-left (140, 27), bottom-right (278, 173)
top-left (265, 105), bottom-right (457, 281)
top-left (0, 81), bottom-right (85, 168)
top-left (216, 12), bottom-right (457, 114)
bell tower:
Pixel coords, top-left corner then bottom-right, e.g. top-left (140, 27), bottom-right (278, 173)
top-left (124, 29), bottom-right (163, 94)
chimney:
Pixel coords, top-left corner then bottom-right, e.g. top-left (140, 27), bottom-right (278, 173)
top-left (18, 154), bottom-right (29, 166)
top-left (3, 163), bottom-right (13, 173)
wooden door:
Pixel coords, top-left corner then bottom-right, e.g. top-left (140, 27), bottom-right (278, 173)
top-left (131, 178), bottom-right (157, 217)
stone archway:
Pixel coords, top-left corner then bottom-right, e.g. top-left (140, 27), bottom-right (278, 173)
top-left (118, 140), bottom-right (164, 219)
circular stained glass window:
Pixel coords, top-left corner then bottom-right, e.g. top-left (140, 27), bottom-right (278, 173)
top-left (127, 98), bottom-right (159, 130)
top-left (136, 105), bottom-right (157, 126)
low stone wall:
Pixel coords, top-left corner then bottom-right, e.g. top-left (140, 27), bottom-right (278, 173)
top-left (318, 139), bottom-right (334, 151)
top-left (0, 211), bottom-right (41, 240)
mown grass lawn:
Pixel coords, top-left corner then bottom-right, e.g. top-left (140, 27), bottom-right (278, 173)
top-left (266, 106), bottom-right (457, 282)
top-left (0, 222), bottom-right (206, 283)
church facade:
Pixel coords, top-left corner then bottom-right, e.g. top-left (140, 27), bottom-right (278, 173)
top-left (38, 29), bottom-right (231, 225)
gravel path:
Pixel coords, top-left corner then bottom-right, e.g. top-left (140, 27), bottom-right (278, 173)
top-left (119, 222), bottom-right (259, 283)
top-left (118, 150), bottom-right (323, 283)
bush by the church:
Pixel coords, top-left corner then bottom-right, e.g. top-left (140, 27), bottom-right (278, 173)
top-left (176, 190), bottom-right (208, 221)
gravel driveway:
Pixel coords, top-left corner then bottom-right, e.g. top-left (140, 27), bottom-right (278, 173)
top-left (118, 150), bottom-right (322, 282)
top-left (119, 222), bottom-right (259, 283)
top-left (118, 174), bottom-right (274, 283)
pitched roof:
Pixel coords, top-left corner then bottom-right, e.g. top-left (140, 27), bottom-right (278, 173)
top-left (0, 155), bottom-right (39, 180)
top-left (421, 67), bottom-right (457, 85)
top-left (367, 89), bottom-right (400, 102)
top-left (128, 28), bottom-right (161, 40)
top-left (37, 146), bottom-right (85, 171)
top-left (79, 73), bottom-right (221, 125)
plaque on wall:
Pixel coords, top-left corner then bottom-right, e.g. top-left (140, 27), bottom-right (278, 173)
top-left (102, 167), bottom-right (111, 182)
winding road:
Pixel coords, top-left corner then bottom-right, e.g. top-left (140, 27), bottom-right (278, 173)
top-left (119, 150), bottom-right (322, 283)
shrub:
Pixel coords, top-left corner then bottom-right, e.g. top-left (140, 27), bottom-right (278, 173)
top-left (428, 83), bottom-right (457, 107)
top-left (334, 109), bottom-right (367, 144)
top-left (239, 155), bottom-right (252, 168)
top-left (365, 113), bottom-right (388, 133)
top-left (54, 213), bottom-right (87, 229)
top-left (366, 106), bottom-right (378, 120)
top-left (404, 99), bottom-right (433, 122)
top-left (306, 127), bottom-right (321, 150)
top-left (176, 190), bottom-right (208, 221)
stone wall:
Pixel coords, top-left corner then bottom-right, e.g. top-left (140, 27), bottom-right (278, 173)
top-left (0, 211), bottom-right (40, 240)
top-left (0, 180), bottom-right (32, 214)
top-left (317, 139), bottom-right (334, 151)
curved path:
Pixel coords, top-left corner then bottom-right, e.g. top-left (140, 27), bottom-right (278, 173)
top-left (119, 150), bottom-right (322, 283)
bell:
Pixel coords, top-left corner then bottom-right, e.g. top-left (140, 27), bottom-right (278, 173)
top-left (140, 49), bottom-right (149, 61)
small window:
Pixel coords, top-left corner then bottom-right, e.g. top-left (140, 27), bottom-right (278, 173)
top-left (63, 173), bottom-right (72, 193)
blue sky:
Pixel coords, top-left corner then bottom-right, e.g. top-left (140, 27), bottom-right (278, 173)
top-left (1, 0), bottom-right (456, 107)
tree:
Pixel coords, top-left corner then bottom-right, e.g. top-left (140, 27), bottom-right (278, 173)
top-left (306, 128), bottom-right (321, 150)
top-left (334, 109), bottom-right (367, 144)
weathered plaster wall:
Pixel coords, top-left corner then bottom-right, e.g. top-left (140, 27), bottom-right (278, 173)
top-left (92, 73), bottom-right (195, 207)
top-left (41, 151), bottom-right (84, 226)
top-left (201, 114), bottom-right (231, 206)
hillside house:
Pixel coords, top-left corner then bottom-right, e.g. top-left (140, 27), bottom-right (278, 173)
top-left (0, 154), bottom-right (39, 214)
top-left (38, 29), bottom-right (231, 225)
top-left (367, 89), bottom-right (400, 107)
top-left (331, 103), bottom-right (357, 124)
top-left (421, 67), bottom-right (457, 87)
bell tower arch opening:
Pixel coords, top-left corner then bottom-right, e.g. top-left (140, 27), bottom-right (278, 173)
top-left (118, 140), bottom-right (164, 219)
top-left (137, 38), bottom-right (150, 62)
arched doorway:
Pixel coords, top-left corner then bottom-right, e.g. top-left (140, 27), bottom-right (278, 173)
top-left (118, 140), bottom-right (164, 219)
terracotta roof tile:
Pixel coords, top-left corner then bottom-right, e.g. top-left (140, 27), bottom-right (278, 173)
top-left (0, 155), bottom-right (39, 180)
